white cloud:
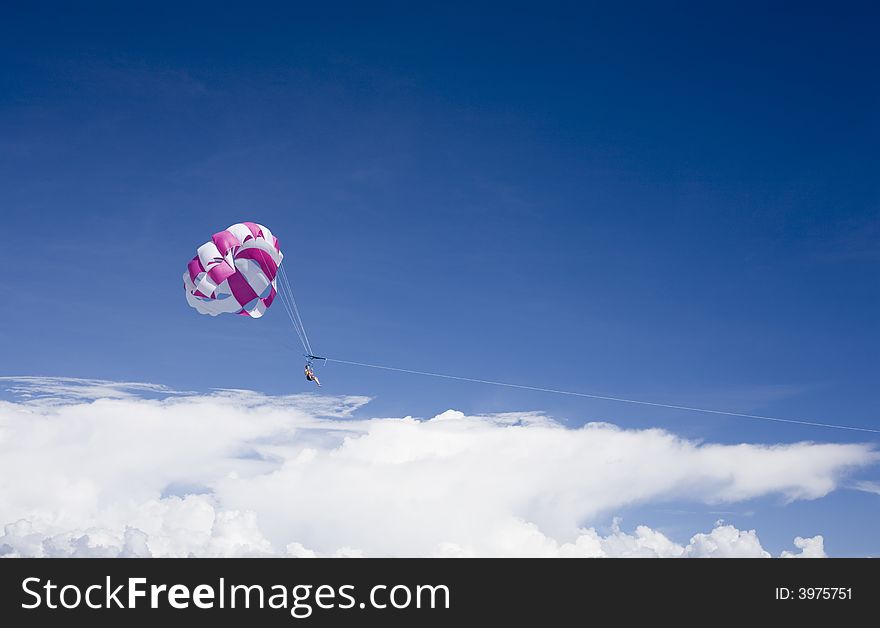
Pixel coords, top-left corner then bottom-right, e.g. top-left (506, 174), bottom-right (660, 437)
top-left (427, 520), bottom-right (823, 558)
top-left (0, 375), bottom-right (185, 405)
top-left (0, 377), bottom-right (874, 557)
top-left (431, 518), bottom-right (688, 558)
top-left (0, 496), bottom-right (273, 558)
top-left (852, 480), bottom-right (880, 496)
top-left (684, 524), bottom-right (770, 557)
top-left (780, 535), bottom-right (827, 558)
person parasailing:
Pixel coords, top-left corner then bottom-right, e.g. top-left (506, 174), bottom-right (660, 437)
top-left (304, 362), bottom-right (321, 387)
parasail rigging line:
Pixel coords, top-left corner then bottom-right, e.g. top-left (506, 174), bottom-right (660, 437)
top-left (276, 263), bottom-right (314, 356)
top-left (323, 357), bottom-right (880, 435)
top-left (279, 264), bottom-right (312, 355)
top-left (276, 286), bottom-right (308, 353)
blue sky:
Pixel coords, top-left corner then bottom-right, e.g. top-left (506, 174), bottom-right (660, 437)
top-left (1, 2), bottom-right (878, 555)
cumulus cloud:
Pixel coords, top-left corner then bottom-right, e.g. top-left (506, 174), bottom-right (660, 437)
top-left (683, 524), bottom-right (770, 557)
top-left (780, 535), bottom-right (827, 558)
top-left (0, 496), bottom-right (273, 558)
top-left (0, 377), bottom-right (874, 557)
top-left (429, 520), bottom-right (825, 558)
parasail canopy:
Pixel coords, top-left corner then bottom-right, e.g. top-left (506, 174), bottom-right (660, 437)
top-left (183, 222), bottom-right (282, 318)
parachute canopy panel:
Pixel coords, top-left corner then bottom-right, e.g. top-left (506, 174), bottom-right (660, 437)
top-left (183, 222), bottom-right (283, 318)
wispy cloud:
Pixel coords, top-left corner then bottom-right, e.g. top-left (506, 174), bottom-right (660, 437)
top-left (852, 480), bottom-right (880, 496)
top-left (0, 376), bottom-right (185, 404)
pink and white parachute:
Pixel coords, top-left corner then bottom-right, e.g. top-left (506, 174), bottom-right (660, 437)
top-left (183, 222), bottom-right (282, 318)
